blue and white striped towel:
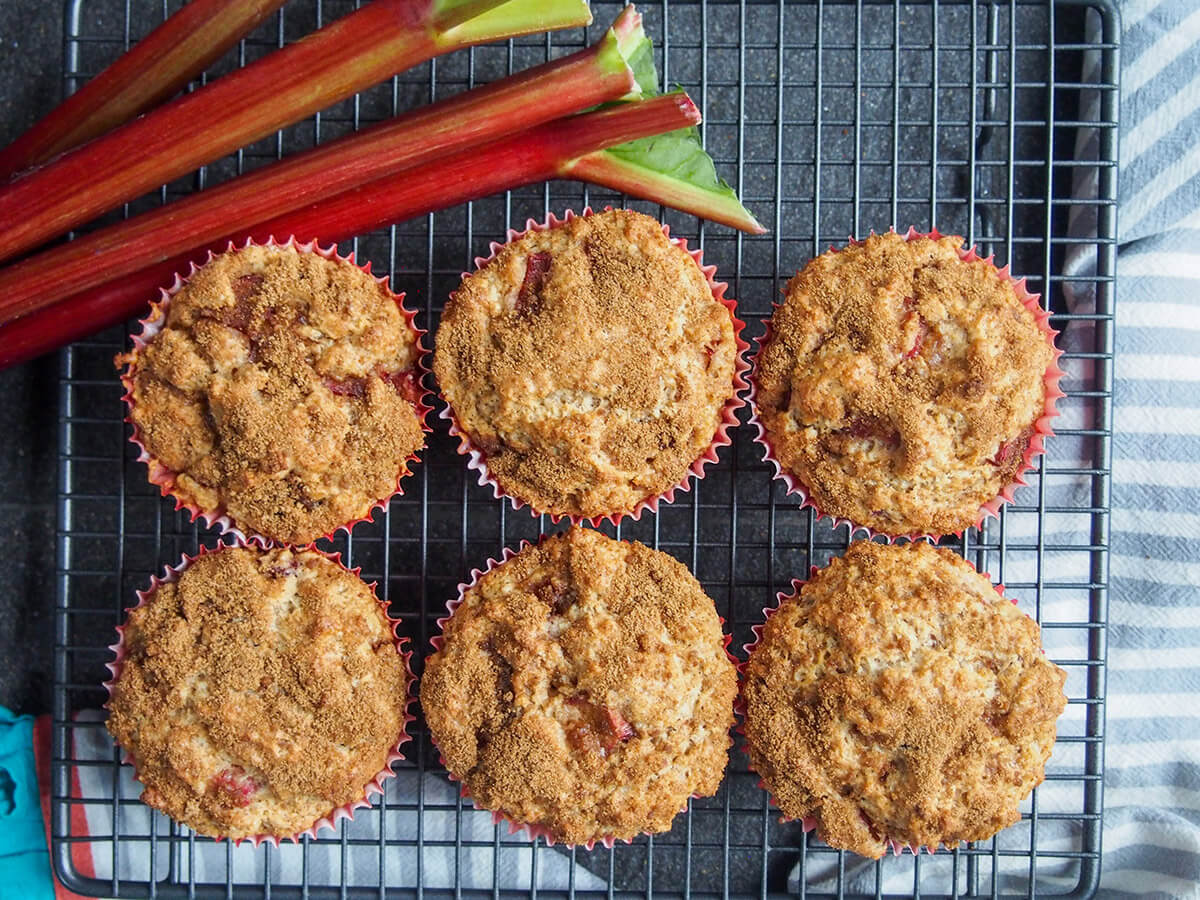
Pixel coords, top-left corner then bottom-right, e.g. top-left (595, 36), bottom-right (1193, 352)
top-left (1095, 1), bottom-right (1200, 896)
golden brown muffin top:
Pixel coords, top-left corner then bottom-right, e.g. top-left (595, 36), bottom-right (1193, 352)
top-left (754, 233), bottom-right (1054, 535)
top-left (433, 209), bottom-right (739, 520)
top-left (742, 540), bottom-right (1066, 858)
top-left (420, 527), bottom-right (737, 844)
top-left (106, 546), bottom-right (408, 840)
top-left (118, 244), bottom-right (425, 545)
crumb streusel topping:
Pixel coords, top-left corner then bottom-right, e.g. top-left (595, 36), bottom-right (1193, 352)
top-left (433, 209), bottom-right (738, 519)
top-left (107, 546), bottom-right (408, 840)
top-left (742, 540), bottom-right (1066, 858)
top-left (754, 233), bottom-right (1054, 535)
top-left (119, 244), bottom-right (425, 545)
top-left (421, 527), bottom-right (737, 844)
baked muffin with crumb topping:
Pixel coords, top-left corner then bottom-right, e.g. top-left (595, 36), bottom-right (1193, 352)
top-left (753, 232), bottom-right (1055, 535)
top-left (421, 527), bottom-right (737, 845)
top-left (742, 540), bottom-right (1066, 858)
top-left (118, 244), bottom-right (426, 545)
top-left (106, 544), bottom-right (409, 841)
top-left (433, 208), bottom-right (740, 520)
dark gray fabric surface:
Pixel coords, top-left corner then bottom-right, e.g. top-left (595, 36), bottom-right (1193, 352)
top-left (0, 0), bottom-right (62, 716)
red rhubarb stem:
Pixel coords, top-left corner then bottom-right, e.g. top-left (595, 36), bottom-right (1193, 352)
top-left (0, 95), bottom-right (701, 369)
top-left (0, 0), bottom-right (289, 181)
top-left (243, 95), bottom-right (702, 242)
top-left (0, 0), bottom-right (591, 264)
top-left (0, 30), bottom-right (635, 327)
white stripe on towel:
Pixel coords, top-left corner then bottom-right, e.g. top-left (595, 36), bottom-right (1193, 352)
top-left (1112, 507), bottom-right (1200, 538)
top-left (1122, 5), bottom-right (1200, 97)
top-left (1107, 785), bottom-right (1200, 813)
top-left (1106, 693), bottom-right (1200, 720)
top-left (1111, 554), bottom-right (1200, 587)
top-left (1110, 594), bottom-right (1200, 625)
top-left (1117, 354), bottom-right (1200, 380)
top-left (1118, 302), bottom-right (1200, 331)
top-left (1112, 408), bottom-right (1200, 436)
top-left (1116, 251), bottom-right (1200, 279)
top-left (1113, 458), bottom-right (1200, 488)
top-left (1100, 870), bottom-right (1200, 897)
top-left (1110, 645), bottom-right (1200, 670)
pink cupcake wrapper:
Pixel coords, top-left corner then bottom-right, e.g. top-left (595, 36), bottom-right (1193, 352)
top-left (438, 206), bottom-right (750, 528)
top-left (428, 534), bottom-right (737, 850)
top-left (736, 554), bottom-right (1030, 857)
top-left (747, 226), bottom-right (1065, 542)
top-left (103, 536), bottom-right (416, 848)
top-left (118, 235), bottom-right (434, 548)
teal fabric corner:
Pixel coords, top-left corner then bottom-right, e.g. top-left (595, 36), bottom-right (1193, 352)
top-left (0, 707), bottom-right (55, 900)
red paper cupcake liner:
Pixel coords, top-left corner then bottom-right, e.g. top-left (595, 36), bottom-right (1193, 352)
top-left (428, 534), bottom-right (738, 850)
top-left (747, 226), bottom-right (1065, 542)
top-left (102, 536), bottom-right (416, 847)
top-left (736, 556), bottom-right (1028, 858)
top-left (118, 235), bottom-right (434, 548)
top-left (438, 207), bottom-right (750, 528)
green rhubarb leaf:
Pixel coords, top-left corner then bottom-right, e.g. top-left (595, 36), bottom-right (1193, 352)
top-left (573, 91), bottom-right (765, 234)
top-left (604, 119), bottom-right (723, 191)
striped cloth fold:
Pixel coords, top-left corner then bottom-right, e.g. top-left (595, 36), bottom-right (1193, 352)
top-left (1095, 1), bottom-right (1200, 896)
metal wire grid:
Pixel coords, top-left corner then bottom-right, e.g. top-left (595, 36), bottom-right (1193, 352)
top-left (50, 0), bottom-right (1118, 896)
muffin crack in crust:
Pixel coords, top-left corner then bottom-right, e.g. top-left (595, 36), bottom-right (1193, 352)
top-left (106, 546), bottom-right (409, 840)
top-left (742, 541), bottom-right (1066, 858)
top-left (433, 209), bottom-right (739, 519)
top-left (118, 245), bottom-right (426, 545)
top-left (420, 527), bottom-right (738, 845)
top-left (754, 232), bottom-right (1054, 535)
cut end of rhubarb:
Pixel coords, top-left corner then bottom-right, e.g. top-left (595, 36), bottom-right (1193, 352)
top-left (673, 93), bottom-right (701, 122)
top-left (567, 13), bottom-right (764, 235)
top-left (433, 0), bottom-right (592, 46)
top-left (613, 5), bottom-right (658, 98)
top-left (612, 4), bottom-right (644, 42)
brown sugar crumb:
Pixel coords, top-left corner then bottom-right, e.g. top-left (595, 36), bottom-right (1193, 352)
top-left (432, 209), bottom-right (739, 519)
top-left (741, 541), bottom-right (1066, 858)
top-left (754, 233), bottom-right (1055, 535)
top-left (117, 245), bottom-right (425, 545)
top-left (106, 545), bottom-right (409, 840)
top-left (420, 527), bottom-right (737, 845)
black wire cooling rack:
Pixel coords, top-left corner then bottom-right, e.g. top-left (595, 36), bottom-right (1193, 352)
top-left (51, 0), bottom-right (1118, 896)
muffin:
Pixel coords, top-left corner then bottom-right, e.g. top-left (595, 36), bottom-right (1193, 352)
top-left (420, 527), bottom-right (737, 845)
top-left (434, 208), bottom-right (744, 522)
top-left (752, 231), bottom-right (1058, 536)
top-left (117, 241), bottom-right (427, 545)
top-left (105, 543), bottom-right (411, 842)
top-left (741, 540), bottom-right (1066, 858)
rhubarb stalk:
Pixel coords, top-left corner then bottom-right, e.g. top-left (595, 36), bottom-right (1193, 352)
top-left (0, 0), bottom-right (289, 181)
top-left (0, 95), bottom-right (702, 369)
top-left (0, 15), bottom-right (640, 327)
top-left (568, 4), bottom-right (763, 234)
top-left (0, 0), bottom-right (591, 264)
top-left (247, 94), bottom-right (705, 243)
top-left (569, 130), bottom-right (766, 234)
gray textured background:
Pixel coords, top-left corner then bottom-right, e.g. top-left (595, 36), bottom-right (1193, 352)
top-left (0, 0), bottom-right (62, 715)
